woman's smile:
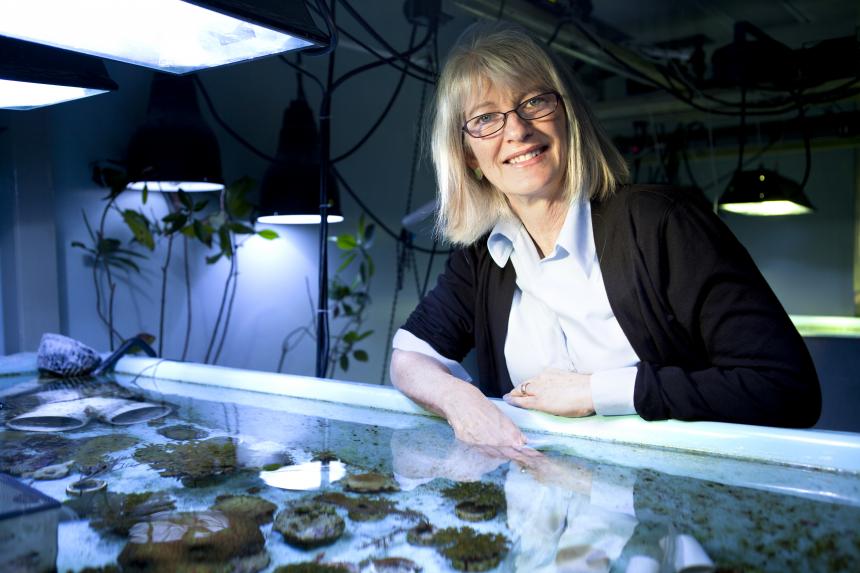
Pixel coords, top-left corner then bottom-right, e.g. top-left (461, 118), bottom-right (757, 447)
top-left (466, 87), bottom-right (567, 204)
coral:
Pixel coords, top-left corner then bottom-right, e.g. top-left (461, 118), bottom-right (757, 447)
top-left (118, 511), bottom-right (267, 573)
top-left (65, 491), bottom-right (176, 536)
top-left (157, 424), bottom-right (209, 441)
top-left (442, 482), bottom-right (505, 522)
top-left (406, 521), bottom-right (438, 547)
top-left (211, 494), bottom-right (277, 525)
top-left (360, 557), bottom-right (422, 572)
top-left (74, 434), bottom-right (140, 475)
top-left (343, 472), bottom-right (399, 494)
top-left (133, 437), bottom-right (238, 487)
top-left (0, 431), bottom-right (76, 476)
top-left (273, 563), bottom-right (355, 573)
top-left (433, 527), bottom-right (509, 572)
top-left (315, 492), bottom-right (396, 522)
top-left (273, 501), bottom-right (346, 549)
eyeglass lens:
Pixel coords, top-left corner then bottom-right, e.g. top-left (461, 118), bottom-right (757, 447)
top-left (464, 92), bottom-right (559, 138)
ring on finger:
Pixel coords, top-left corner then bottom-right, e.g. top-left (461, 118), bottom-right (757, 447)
top-left (520, 382), bottom-right (530, 395)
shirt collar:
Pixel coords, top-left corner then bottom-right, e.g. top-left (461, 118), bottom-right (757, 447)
top-left (486, 195), bottom-right (595, 276)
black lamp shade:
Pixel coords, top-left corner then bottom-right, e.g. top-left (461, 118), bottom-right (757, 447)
top-left (126, 73), bottom-right (223, 192)
top-left (257, 98), bottom-right (342, 224)
top-left (718, 168), bottom-right (814, 216)
top-left (0, 35), bottom-right (117, 110)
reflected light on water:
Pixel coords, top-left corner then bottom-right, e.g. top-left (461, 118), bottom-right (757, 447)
top-left (260, 460), bottom-right (346, 491)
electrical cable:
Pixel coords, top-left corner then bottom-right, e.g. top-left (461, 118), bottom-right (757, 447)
top-left (315, 0), bottom-right (337, 378)
top-left (303, 0), bottom-right (339, 56)
top-left (570, 19), bottom-right (818, 117)
top-left (332, 24), bottom-right (419, 163)
top-left (335, 24), bottom-right (437, 84)
top-left (279, 55), bottom-right (324, 93)
top-left (336, 0), bottom-right (436, 77)
top-left (332, 25), bottom-right (432, 90)
top-left (193, 75), bottom-right (277, 163)
top-left (332, 166), bottom-right (450, 254)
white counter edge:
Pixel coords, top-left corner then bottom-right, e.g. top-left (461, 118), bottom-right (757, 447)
top-left (112, 356), bottom-right (860, 474)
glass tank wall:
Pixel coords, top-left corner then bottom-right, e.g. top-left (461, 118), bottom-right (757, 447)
top-left (1, 364), bottom-right (859, 572)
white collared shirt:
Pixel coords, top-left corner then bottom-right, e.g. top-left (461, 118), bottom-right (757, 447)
top-left (394, 197), bottom-right (639, 415)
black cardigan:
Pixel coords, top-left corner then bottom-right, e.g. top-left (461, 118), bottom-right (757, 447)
top-left (402, 185), bottom-right (821, 428)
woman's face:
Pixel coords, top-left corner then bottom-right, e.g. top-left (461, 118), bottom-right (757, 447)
top-left (464, 84), bottom-right (568, 205)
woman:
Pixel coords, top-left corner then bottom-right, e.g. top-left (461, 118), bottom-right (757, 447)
top-left (389, 23), bottom-right (820, 446)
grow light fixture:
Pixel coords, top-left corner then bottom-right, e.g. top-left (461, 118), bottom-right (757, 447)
top-left (0, 35), bottom-right (117, 110)
top-left (126, 73), bottom-right (224, 193)
top-left (0, 0), bottom-right (326, 74)
top-left (257, 98), bottom-right (343, 225)
top-left (718, 169), bottom-right (814, 216)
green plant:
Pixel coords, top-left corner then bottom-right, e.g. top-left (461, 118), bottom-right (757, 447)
top-left (278, 214), bottom-right (376, 378)
top-left (77, 167), bottom-right (277, 362)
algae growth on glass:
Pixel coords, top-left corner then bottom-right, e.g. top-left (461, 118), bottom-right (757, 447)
top-left (1, 372), bottom-right (859, 572)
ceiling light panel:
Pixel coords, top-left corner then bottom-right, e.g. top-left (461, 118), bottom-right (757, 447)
top-left (0, 0), bottom-right (314, 74)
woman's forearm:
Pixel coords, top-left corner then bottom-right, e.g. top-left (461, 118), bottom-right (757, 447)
top-left (389, 349), bottom-right (483, 417)
top-left (390, 349), bottom-right (527, 446)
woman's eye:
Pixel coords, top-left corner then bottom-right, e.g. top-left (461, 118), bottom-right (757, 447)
top-left (476, 114), bottom-right (495, 124)
top-left (526, 95), bottom-right (546, 107)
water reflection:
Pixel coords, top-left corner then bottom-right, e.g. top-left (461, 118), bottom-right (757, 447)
top-left (390, 426), bottom-right (684, 572)
top-left (260, 460), bottom-right (347, 491)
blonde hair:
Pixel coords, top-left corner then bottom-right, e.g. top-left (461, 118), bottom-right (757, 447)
top-left (431, 23), bottom-right (628, 246)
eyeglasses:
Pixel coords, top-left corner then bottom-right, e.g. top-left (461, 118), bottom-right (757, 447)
top-left (462, 91), bottom-right (561, 138)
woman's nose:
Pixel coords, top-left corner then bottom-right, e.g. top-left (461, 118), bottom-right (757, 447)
top-left (504, 112), bottom-right (532, 141)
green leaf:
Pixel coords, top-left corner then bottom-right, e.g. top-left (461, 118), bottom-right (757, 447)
top-left (353, 349), bottom-right (368, 362)
top-left (109, 257), bottom-right (141, 273)
top-left (339, 355), bottom-right (349, 371)
top-left (177, 189), bottom-right (193, 210)
top-left (343, 331), bottom-right (359, 343)
top-left (355, 330), bottom-right (373, 342)
top-left (335, 234), bottom-right (358, 251)
top-left (336, 252), bottom-right (356, 273)
top-left (342, 303), bottom-right (354, 316)
top-left (330, 284), bottom-right (350, 301)
top-left (181, 226), bottom-right (196, 238)
top-left (71, 241), bottom-right (87, 249)
top-left (359, 263), bottom-right (367, 284)
top-left (363, 223), bottom-right (375, 248)
top-left (122, 210), bottom-right (155, 250)
top-left (193, 220), bottom-right (213, 247)
top-left (219, 227), bottom-right (233, 258)
top-left (193, 200), bottom-right (209, 212)
top-left (162, 212), bottom-right (188, 233)
top-left (257, 229), bottom-right (278, 240)
top-left (224, 177), bottom-right (255, 219)
top-left (365, 256), bottom-right (375, 278)
top-left (142, 184), bottom-right (149, 205)
top-left (333, 305), bottom-right (340, 318)
top-left (227, 222), bottom-right (254, 235)
top-left (206, 252), bottom-right (222, 265)
top-left (358, 213), bottom-right (366, 239)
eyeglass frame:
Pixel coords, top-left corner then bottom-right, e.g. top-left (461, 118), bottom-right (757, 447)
top-left (461, 91), bottom-right (562, 139)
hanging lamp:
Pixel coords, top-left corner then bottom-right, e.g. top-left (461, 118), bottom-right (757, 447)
top-left (718, 168), bottom-right (814, 216)
top-left (0, 35), bottom-right (117, 110)
top-left (257, 94), bottom-right (343, 225)
top-left (0, 0), bottom-right (327, 74)
top-left (126, 73), bottom-right (224, 192)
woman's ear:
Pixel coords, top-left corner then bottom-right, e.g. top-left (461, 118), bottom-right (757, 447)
top-left (464, 147), bottom-right (479, 170)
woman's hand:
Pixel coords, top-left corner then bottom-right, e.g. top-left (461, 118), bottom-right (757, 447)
top-left (390, 349), bottom-right (527, 447)
top-left (443, 382), bottom-right (528, 446)
top-left (502, 368), bottom-right (595, 417)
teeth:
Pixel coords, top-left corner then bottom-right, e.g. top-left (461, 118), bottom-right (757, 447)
top-left (508, 148), bottom-right (543, 164)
